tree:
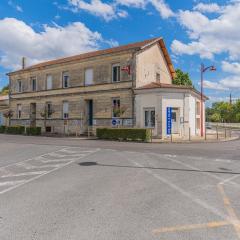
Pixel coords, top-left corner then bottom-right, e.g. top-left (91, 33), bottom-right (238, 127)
top-left (173, 69), bottom-right (193, 86)
top-left (0, 85), bottom-right (9, 95)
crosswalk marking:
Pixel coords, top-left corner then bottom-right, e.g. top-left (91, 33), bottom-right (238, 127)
top-left (0, 147), bottom-right (100, 195)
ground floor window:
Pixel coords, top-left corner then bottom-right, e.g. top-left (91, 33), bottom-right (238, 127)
top-left (63, 101), bottom-right (69, 119)
top-left (112, 98), bottom-right (121, 118)
top-left (46, 102), bottom-right (53, 119)
top-left (144, 108), bottom-right (155, 128)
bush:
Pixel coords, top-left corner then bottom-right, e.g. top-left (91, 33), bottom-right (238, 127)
top-left (26, 127), bottom-right (41, 136)
top-left (0, 126), bottom-right (6, 133)
top-left (5, 126), bottom-right (25, 135)
top-left (96, 128), bottom-right (151, 142)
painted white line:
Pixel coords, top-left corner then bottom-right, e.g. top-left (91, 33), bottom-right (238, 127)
top-left (1, 171), bottom-right (47, 178)
top-left (40, 159), bottom-right (76, 163)
top-left (0, 180), bottom-right (27, 187)
top-left (215, 159), bottom-right (232, 163)
top-left (18, 162), bottom-right (64, 170)
top-left (219, 175), bottom-right (240, 185)
top-left (125, 156), bottom-right (232, 224)
top-left (0, 148), bottom-right (100, 195)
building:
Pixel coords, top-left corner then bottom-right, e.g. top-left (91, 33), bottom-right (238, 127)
top-left (0, 95), bottom-right (9, 126)
top-left (7, 37), bottom-right (207, 138)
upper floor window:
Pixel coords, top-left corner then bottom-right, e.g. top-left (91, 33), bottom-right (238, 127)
top-left (62, 71), bottom-right (69, 88)
top-left (63, 101), bottom-right (69, 119)
top-left (17, 80), bottom-right (22, 93)
top-left (46, 75), bottom-right (52, 90)
top-left (156, 73), bottom-right (161, 83)
top-left (112, 64), bottom-right (120, 83)
top-left (31, 77), bottom-right (37, 91)
top-left (17, 104), bottom-right (22, 119)
top-left (85, 68), bottom-right (94, 86)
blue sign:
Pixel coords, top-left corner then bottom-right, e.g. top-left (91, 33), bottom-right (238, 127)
top-left (112, 119), bottom-right (117, 126)
top-left (166, 107), bottom-right (172, 135)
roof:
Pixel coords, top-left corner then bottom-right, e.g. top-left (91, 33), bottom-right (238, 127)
top-left (7, 37), bottom-right (175, 79)
top-left (0, 95), bottom-right (9, 101)
top-left (135, 82), bottom-right (208, 100)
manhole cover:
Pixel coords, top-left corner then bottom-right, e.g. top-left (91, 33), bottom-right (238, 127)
top-left (79, 162), bottom-right (97, 166)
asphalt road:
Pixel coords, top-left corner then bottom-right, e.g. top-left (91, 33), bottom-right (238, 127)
top-left (0, 134), bottom-right (240, 240)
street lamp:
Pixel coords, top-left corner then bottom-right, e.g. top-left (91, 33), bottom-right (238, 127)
top-left (200, 64), bottom-right (216, 137)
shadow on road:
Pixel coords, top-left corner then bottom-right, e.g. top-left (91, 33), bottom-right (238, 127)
top-left (78, 162), bottom-right (239, 175)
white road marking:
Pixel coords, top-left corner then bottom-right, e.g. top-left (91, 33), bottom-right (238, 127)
top-left (215, 159), bottom-right (232, 163)
top-left (1, 171), bottom-right (47, 178)
top-left (0, 147), bottom-right (100, 195)
top-left (0, 180), bottom-right (27, 186)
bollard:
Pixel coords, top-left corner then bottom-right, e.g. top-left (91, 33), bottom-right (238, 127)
top-left (229, 128), bottom-right (232, 138)
top-left (225, 128), bottom-right (227, 139)
top-left (189, 128), bottom-right (191, 141)
top-left (151, 128), bottom-right (153, 143)
top-left (171, 133), bottom-right (173, 143)
top-left (216, 126), bottom-right (219, 140)
top-left (205, 127), bottom-right (207, 141)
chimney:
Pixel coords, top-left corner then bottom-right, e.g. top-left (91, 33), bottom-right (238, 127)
top-left (22, 57), bottom-right (26, 69)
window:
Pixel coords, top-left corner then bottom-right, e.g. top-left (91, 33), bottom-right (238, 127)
top-left (46, 102), bottom-right (53, 119)
top-left (112, 98), bottom-right (120, 117)
top-left (144, 109), bottom-right (155, 128)
top-left (62, 71), bottom-right (69, 88)
top-left (112, 64), bottom-right (120, 82)
top-left (156, 73), bottom-right (160, 83)
top-left (46, 75), bottom-right (52, 90)
top-left (196, 101), bottom-right (200, 115)
top-left (63, 101), bottom-right (69, 119)
top-left (31, 77), bottom-right (37, 91)
top-left (17, 104), bottom-right (22, 119)
top-left (17, 80), bottom-right (22, 93)
top-left (85, 68), bottom-right (94, 86)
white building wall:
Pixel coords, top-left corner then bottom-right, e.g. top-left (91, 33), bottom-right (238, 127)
top-left (135, 90), bottom-right (204, 138)
top-left (135, 44), bottom-right (172, 88)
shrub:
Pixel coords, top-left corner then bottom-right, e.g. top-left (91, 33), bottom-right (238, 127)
top-left (96, 128), bottom-right (151, 142)
top-left (0, 126), bottom-right (6, 133)
top-left (26, 127), bottom-right (41, 136)
top-left (5, 126), bottom-right (25, 135)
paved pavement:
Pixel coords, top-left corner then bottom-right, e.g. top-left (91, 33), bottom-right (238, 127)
top-left (0, 134), bottom-right (240, 239)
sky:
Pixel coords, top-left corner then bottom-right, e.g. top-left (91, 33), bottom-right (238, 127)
top-left (0, 0), bottom-right (240, 105)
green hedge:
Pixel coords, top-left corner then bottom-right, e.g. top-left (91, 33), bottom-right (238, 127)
top-left (5, 126), bottom-right (25, 135)
top-left (0, 126), bottom-right (6, 133)
top-left (96, 128), bottom-right (151, 142)
top-left (26, 127), bottom-right (41, 136)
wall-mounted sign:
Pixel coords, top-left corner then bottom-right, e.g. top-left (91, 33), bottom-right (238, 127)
top-left (166, 107), bottom-right (172, 135)
top-left (112, 118), bottom-right (121, 126)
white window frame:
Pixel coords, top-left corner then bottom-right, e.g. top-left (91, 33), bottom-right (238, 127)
top-left (17, 80), bottom-right (22, 93)
top-left (46, 102), bottom-right (52, 119)
top-left (112, 98), bottom-right (120, 118)
top-left (46, 74), bottom-right (53, 90)
top-left (62, 72), bottom-right (69, 88)
top-left (112, 64), bottom-right (121, 83)
top-left (31, 76), bottom-right (37, 92)
top-left (84, 68), bottom-right (94, 86)
top-left (144, 108), bottom-right (155, 128)
top-left (17, 104), bottom-right (22, 119)
top-left (63, 101), bottom-right (69, 119)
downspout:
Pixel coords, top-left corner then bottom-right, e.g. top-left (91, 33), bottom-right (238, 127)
top-left (131, 51), bottom-right (137, 127)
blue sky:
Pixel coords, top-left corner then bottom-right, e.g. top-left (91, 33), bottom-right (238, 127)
top-left (0, 0), bottom-right (240, 105)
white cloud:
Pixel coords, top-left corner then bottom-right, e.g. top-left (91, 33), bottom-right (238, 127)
top-left (220, 75), bottom-right (240, 88)
top-left (68, 0), bottom-right (127, 21)
top-left (0, 18), bottom-right (107, 70)
top-left (203, 80), bottom-right (229, 91)
top-left (8, 0), bottom-right (23, 12)
top-left (222, 61), bottom-right (240, 75)
top-left (193, 3), bottom-right (222, 13)
top-left (171, 1), bottom-right (240, 60)
top-left (68, 0), bottom-right (174, 20)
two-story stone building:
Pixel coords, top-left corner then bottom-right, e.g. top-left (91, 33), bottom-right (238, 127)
top-left (7, 37), bottom-right (207, 138)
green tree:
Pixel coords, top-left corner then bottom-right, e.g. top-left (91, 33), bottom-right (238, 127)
top-left (173, 69), bottom-right (193, 86)
top-left (210, 113), bottom-right (221, 122)
top-left (0, 85), bottom-right (9, 95)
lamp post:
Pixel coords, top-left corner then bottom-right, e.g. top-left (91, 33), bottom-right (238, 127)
top-left (200, 64), bottom-right (216, 137)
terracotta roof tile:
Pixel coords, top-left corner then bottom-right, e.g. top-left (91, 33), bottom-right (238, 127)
top-left (8, 37), bottom-right (159, 75)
